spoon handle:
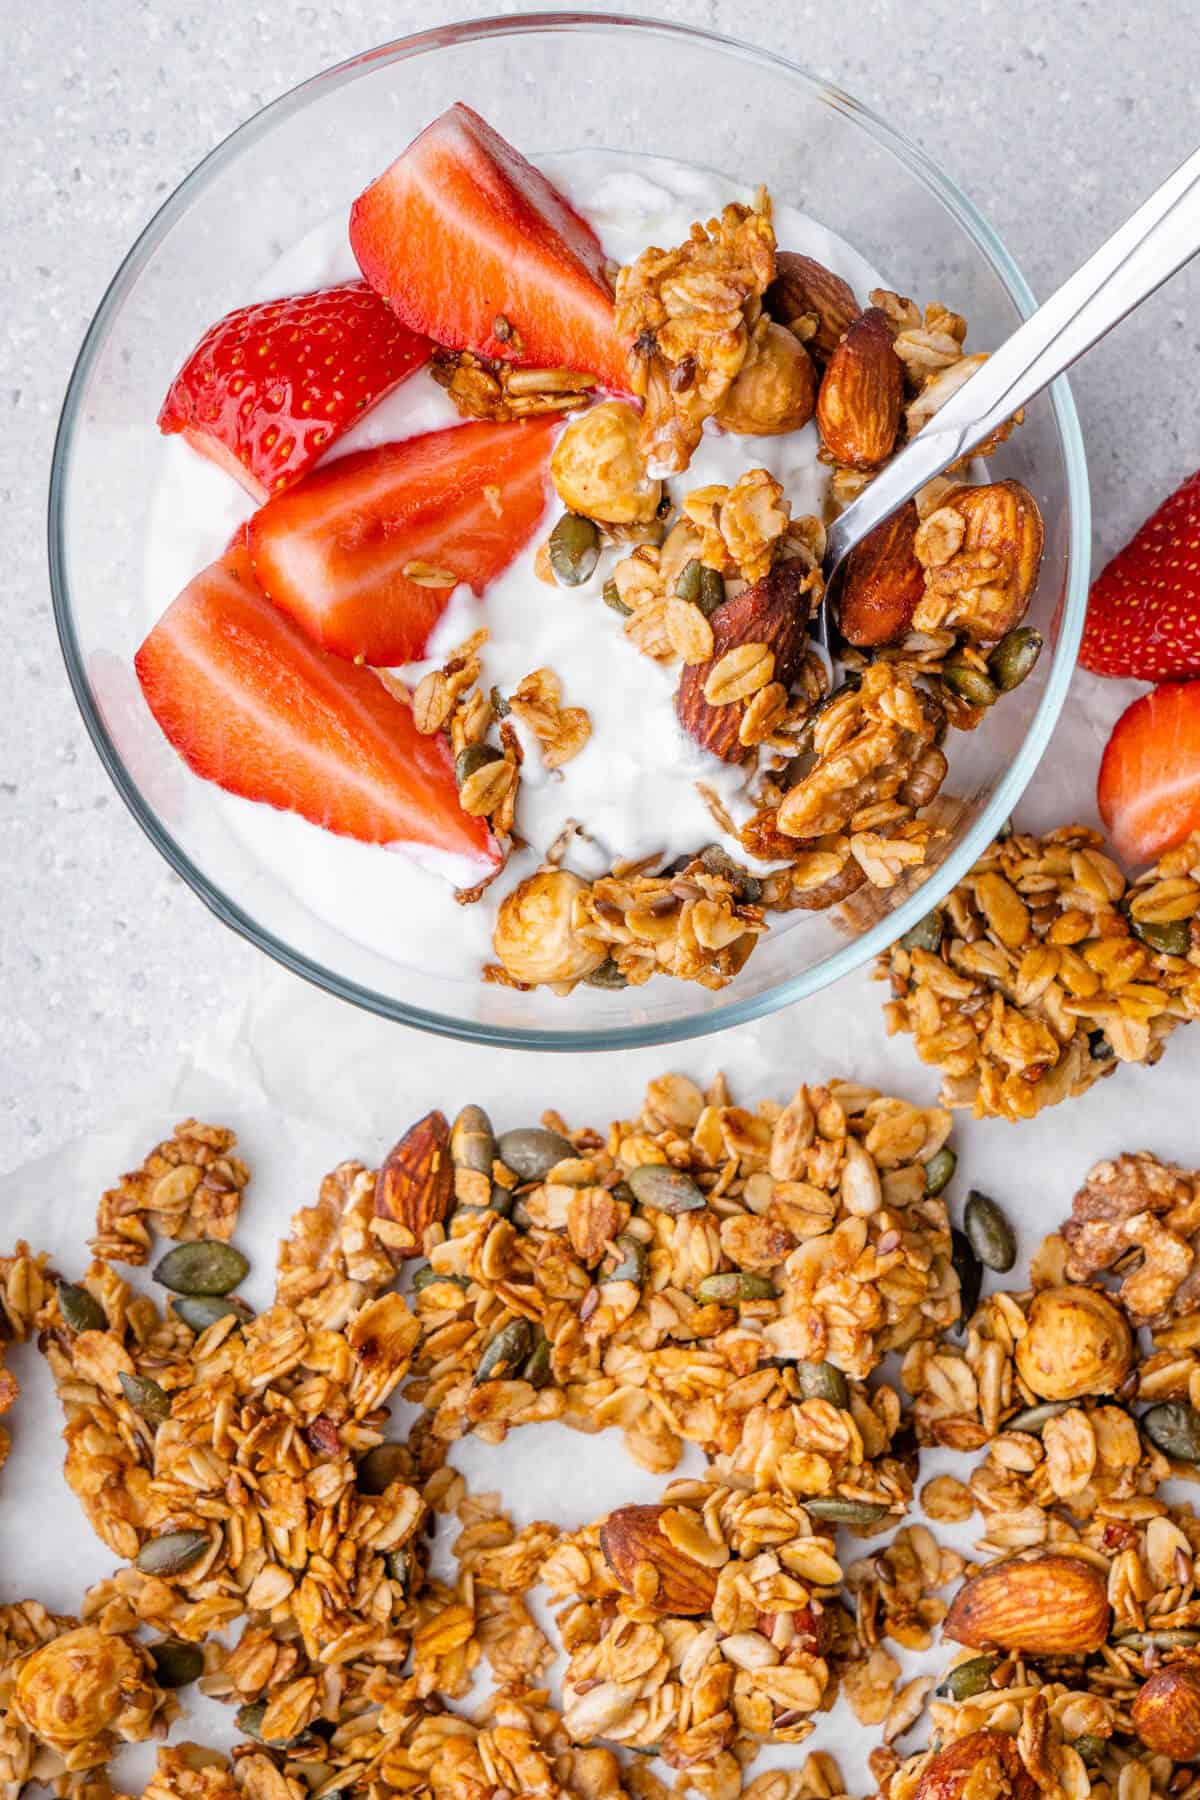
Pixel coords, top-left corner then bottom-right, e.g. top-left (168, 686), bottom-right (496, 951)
top-left (826, 142), bottom-right (1200, 566)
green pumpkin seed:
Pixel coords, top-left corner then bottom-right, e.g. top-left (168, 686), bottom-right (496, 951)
top-left (385, 1549), bottom-right (410, 1591)
top-left (497, 1127), bottom-right (575, 1182)
top-left (923, 1146), bottom-right (957, 1197)
top-left (149, 1638), bottom-right (204, 1688)
top-left (936, 1653), bottom-right (998, 1700)
top-left (549, 513), bottom-right (600, 586)
top-left (988, 626), bottom-right (1043, 693)
top-left (942, 658), bottom-right (998, 708)
top-left (57, 1281), bottom-right (105, 1334)
top-left (603, 579), bottom-right (632, 617)
top-left (804, 1497), bottom-right (889, 1526)
top-left (699, 844), bottom-right (762, 904)
top-left (236, 1701), bottom-right (299, 1747)
top-left (174, 1294), bottom-right (254, 1333)
top-left (675, 559), bottom-right (704, 605)
top-left (674, 559), bottom-right (724, 618)
top-left (694, 1272), bottom-right (778, 1305)
top-left (455, 742), bottom-right (503, 789)
top-left (522, 1335), bottom-right (554, 1389)
top-left (490, 685), bottom-right (511, 719)
top-left (357, 1443), bottom-right (408, 1495)
top-left (795, 1361), bottom-right (849, 1409)
top-left (411, 1264), bottom-right (470, 1295)
top-left (1072, 1736), bottom-right (1107, 1766)
top-left (900, 910), bottom-right (943, 955)
top-left (119, 1371), bottom-right (171, 1426)
top-left (153, 1238), bottom-right (249, 1297)
top-left (602, 1234), bottom-right (647, 1286)
top-left (135, 1529), bottom-right (211, 1577)
top-left (475, 1317), bottom-right (535, 1384)
top-left (1131, 916), bottom-right (1192, 956)
top-left (963, 1191), bottom-right (1017, 1273)
top-left (1115, 1628), bottom-right (1200, 1650)
top-left (1006, 1400), bottom-right (1070, 1434)
top-left (951, 1227), bottom-right (982, 1328)
top-left (628, 1164), bottom-right (706, 1214)
top-left (1141, 1400), bottom-right (1200, 1462)
top-left (584, 958), bottom-right (629, 990)
top-left (450, 1104), bottom-right (495, 1176)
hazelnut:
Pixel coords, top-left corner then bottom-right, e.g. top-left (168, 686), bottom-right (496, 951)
top-left (716, 322), bottom-right (817, 437)
top-left (14, 1626), bottom-right (148, 1748)
top-left (1014, 1285), bottom-right (1133, 1402)
top-left (550, 400), bottom-right (662, 525)
top-left (914, 1731), bottom-right (1038, 1800)
top-left (492, 868), bottom-right (605, 987)
top-left (1132, 1662), bottom-right (1200, 1760)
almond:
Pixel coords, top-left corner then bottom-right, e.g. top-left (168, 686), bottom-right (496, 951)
top-left (599, 1503), bottom-right (718, 1616)
top-left (816, 306), bottom-right (903, 468)
top-left (837, 500), bottom-right (926, 647)
top-left (914, 1730), bottom-right (1038, 1800)
top-left (1132, 1661), bottom-right (1200, 1759)
top-left (374, 1110), bottom-right (453, 1258)
top-left (767, 252), bottom-right (859, 362)
top-left (943, 1553), bottom-right (1110, 1655)
top-left (938, 479), bottom-right (1045, 639)
top-left (675, 560), bottom-right (811, 763)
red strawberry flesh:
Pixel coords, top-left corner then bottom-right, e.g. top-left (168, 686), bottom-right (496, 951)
top-left (135, 544), bottom-right (497, 868)
top-left (1097, 679), bottom-right (1200, 865)
top-left (1080, 467), bottom-right (1200, 680)
top-left (350, 102), bottom-right (628, 391)
top-left (158, 281), bottom-right (432, 503)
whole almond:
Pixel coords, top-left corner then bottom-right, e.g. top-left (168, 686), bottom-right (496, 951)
top-left (599, 1503), bottom-right (718, 1616)
top-left (837, 500), bottom-right (926, 647)
top-left (816, 306), bottom-right (903, 469)
top-left (1132, 1662), bottom-right (1200, 1759)
top-left (767, 252), bottom-right (859, 362)
top-left (937, 479), bottom-right (1045, 638)
top-left (915, 1730), bottom-right (1038, 1800)
top-left (374, 1111), bottom-right (453, 1259)
top-left (676, 560), bottom-right (811, 763)
top-left (943, 1553), bottom-right (1110, 1655)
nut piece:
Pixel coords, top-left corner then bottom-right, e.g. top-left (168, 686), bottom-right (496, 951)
top-left (1132, 1662), bottom-right (1200, 1759)
top-left (14, 1626), bottom-right (151, 1750)
top-left (1013, 1284), bottom-right (1133, 1401)
top-left (767, 252), bottom-right (859, 363)
top-left (550, 400), bottom-right (663, 525)
top-left (676, 559), bottom-right (812, 763)
top-left (943, 1553), bottom-right (1111, 1655)
top-left (816, 307), bottom-right (903, 469)
top-left (914, 480), bottom-right (1045, 643)
top-left (599, 1502), bottom-right (719, 1616)
top-left (716, 321), bottom-right (817, 436)
top-left (492, 868), bottom-right (606, 987)
top-left (837, 500), bottom-right (926, 647)
top-left (914, 1730), bottom-right (1038, 1800)
top-left (374, 1111), bottom-right (453, 1257)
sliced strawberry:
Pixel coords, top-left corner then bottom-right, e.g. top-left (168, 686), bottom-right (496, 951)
top-left (1097, 680), bottom-right (1200, 864)
top-left (247, 417), bottom-right (555, 666)
top-left (135, 544), bottom-right (497, 868)
top-left (158, 281), bottom-right (432, 503)
top-left (1080, 467), bottom-right (1200, 679)
top-left (350, 103), bottom-right (628, 391)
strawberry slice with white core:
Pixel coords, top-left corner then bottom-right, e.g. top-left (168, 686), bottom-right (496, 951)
top-left (135, 543), bottom-right (497, 868)
top-left (350, 103), bottom-right (628, 391)
top-left (158, 281), bottom-right (432, 502)
top-left (247, 417), bottom-right (556, 667)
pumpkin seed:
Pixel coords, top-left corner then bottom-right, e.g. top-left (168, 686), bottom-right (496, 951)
top-left (119, 1371), bottom-right (171, 1426)
top-left (584, 958), bottom-right (629, 990)
top-left (356, 1443), bottom-right (409, 1495)
top-left (900, 910), bottom-right (943, 955)
top-left (627, 1164), bottom-right (706, 1214)
top-left (937, 1654), bottom-right (998, 1700)
top-left (149, 1639), bottom-right (204, 1688)
top-left (497, 1127), bottom-right (575, 1182)
top-left (411, 1264), bottom-right (470, 1295)
top-left (603, 579), bottom-right (632, 617)
top-left (57, 1281), bottom-right (105, 1334)
top-left (455, 742), bottom-right (503, 789)
top-left (385, 1549), bottom-right (410, 1591)
top-left (951, 1227), bottom-right (982, 1328)
top-left (475, 1317), bottom-right (535, 1384)
top-left (1115, 1628), bottom-right (1200, 1650)
top-left (1131, 916), bottom-right (1192, 956)
top-left (942, 658), bottom-right (997, 708)
top-left (1141, 1400), bottom-right (1200, 1462)
top-left (174, 1294), bottom-right (254, 1333)
top-left (964, 1190), bottom-right (1016, 1273)
top-left (153, 1238), bottom-right (249, 1297)
top-left (804, 1497), bottom-right (888, 1526)
top-left (489, 685), bottom-right (511, 719)
top-left (988, 626), bottom-right (1043, 692)
top-left (795, 1360), bottom-right (849, 1409)
top-left (1072, 1736), bottom-right (1107, 1766)
top-left (699, 844), bottom-right (762, 904)
top-left (236, 1701), bottom-right (299, 1747)
top-left (1006, 1400), bottom-right (1070, 1434)
top-left (601, 1234), bottom-right (647, 1286)
top-left (674, 559), bottom-right (724, 618)
top-left (694, 1272), bottom-right (778, 1304)
top-left (923, 1146), bottom-right (957, 1197)
top-left (522, 1335), bottom-right (554, 1389)
top-left (135, 1529), bottom-right (210, 1577)
top-left (549, 513), bottom-right (600, 586)
top-left (450, 1104), bottom-right (495, 1176)
top-left (675, 558), bottom-right (704, 605)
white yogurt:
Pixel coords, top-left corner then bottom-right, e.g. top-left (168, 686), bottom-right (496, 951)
top-left (142, 153), bottom-right (886, 979)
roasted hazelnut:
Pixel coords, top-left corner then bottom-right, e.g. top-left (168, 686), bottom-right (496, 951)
top-left (14, 1626), bottom-right (150, 1749)
top-left (492, 868), bottom-right (605, 987)
top-left (550, 400), bottom-right (662, 525)
top-left (716, 322), bottom-right (817, 436)
top-left (1013, 1285), bottom-right (1133, 1402)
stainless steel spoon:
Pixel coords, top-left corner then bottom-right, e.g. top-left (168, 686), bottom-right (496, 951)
top-left (816, 142), bottom-right (1200, 653)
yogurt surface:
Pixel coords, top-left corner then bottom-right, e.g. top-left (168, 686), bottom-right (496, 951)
top-left (142, 152), bottom-right (887, 980)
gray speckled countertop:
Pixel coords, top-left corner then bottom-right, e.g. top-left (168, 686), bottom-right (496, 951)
top-left (3, 0), bottom-right (1199, 1172)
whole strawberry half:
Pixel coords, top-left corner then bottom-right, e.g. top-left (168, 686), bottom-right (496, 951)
top-left (1080, 467), bottom-right (1200, 679)
top-left (159, 281), bottom-right (432, 502)
top-left (1097, 679), bottom-right (1200, 864)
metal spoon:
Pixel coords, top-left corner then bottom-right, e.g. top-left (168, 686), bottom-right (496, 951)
top-left (816, 142), bottom-right (1200, 653)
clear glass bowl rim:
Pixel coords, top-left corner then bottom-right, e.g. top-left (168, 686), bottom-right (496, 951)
top-left (48, 8), bottom-right (1091, 1053)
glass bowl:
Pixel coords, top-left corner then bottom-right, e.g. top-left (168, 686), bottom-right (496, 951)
top-left (49, 12), bottom-right (1090, 1050)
